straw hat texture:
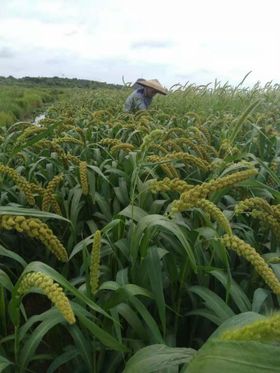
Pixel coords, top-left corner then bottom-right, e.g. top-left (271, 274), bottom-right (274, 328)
top-left (137, 79), bottom-right (167, 95)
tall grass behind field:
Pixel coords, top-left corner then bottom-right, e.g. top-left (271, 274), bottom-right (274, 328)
top-left (155, 80), bottom-right (280, 116)
top-left (0, 85), bottom-right (59, 126)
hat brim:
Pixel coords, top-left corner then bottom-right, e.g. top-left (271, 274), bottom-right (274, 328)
top-left (138, 81), bottom-right (167, 95)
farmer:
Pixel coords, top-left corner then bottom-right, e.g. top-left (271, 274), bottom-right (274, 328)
top-left (124, 78), bottom-right (167, 113)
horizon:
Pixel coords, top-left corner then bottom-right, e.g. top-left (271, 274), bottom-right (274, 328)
top-left (1, 72), bottom-right (279, 91)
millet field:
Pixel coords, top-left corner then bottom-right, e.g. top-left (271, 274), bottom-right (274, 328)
top-left (1, 80), bottom-right (280, 372)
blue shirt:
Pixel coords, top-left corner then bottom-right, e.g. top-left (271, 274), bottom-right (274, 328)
top-left (124, 88), bottom-right (153, 112)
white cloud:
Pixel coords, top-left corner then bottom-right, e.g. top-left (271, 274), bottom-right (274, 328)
top-left (0, 0), bottom-right (279, 87)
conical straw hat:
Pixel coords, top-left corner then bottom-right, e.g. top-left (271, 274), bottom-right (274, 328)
top-left (138, 79), bottom-right (167, 95)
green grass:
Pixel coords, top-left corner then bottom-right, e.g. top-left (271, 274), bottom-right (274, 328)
top-left (0, 85), bottom-right (59, 127)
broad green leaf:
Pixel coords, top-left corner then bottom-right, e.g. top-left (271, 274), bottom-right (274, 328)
top-left (46, 348), bottom-right (79, 373)
top-left (238, 179), bottom-right (280, 201)
top-left (0, 244), bottom-right (27, 268)
top-left (122, 288), bottom-right (163, 344)
top-left (99, 281), bottom-right (152, 298)
top-left (0, 206), bottom-right (71, 224)
top-left (123, 344), bottom-right (196, 373)
top-left (187, 309), bottom-right (221, 326)
top-left (68, 325), bottom-right (92, 371)
top-left (69, 234), bottom-right (94, 259)
top-left (72, 302), bottom-right (127, 352)
top-left (95, 192), bottom-right (112, 221)
top-left (19, 308), bottom-right (59, 341)
top-left (207, 311), bottom-right (264, 341)
top-left (184, 340), bottom-right (280, 373)
top-left (119, 205), bottom-right (148, 221)
top-left (252, 288), bottom-right (271, 313)
top-left (145, 247), bottom-right (166, 334)
top-left (69, 220), bottom-right (120, 259)
top-left (87, 165), bottom-right (111, 184)
top-left (189, 286), bottom-right (235, 323)
top-left (19, 313), bottom-right (66, 373)
top-left (228, 99), bottom-right (261, 144)
top-left (115, 303), bottom-right (147, 341)
top-left (210, 270), bottom-right (251, 313)
top-left (124, 284), bottom-right (153, 298)
top-left (129, 214), bottom-right (196, 270)
top-left (0, 270), bottom-right (13, 292)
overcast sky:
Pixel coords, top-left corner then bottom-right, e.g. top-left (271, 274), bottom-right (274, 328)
top-left (0, 0), bottom-right (279, 88)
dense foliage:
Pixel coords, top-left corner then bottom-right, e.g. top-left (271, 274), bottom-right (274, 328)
top-left (0, 81), bottom-right (280, 372)
top-left (0, 76), bottom-right (122, 89)
top-left (0, 85), bottom-right (60, 127)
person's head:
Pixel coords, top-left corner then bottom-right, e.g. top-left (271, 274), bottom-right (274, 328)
top-left (137, 79), bottom-right (167, 97)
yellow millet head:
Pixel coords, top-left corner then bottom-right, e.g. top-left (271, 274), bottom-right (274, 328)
top-left (47, 174), bottom-right (64, 193)
top-left (111, 143), bottom-right (135, 154)
top-left (270, 159), bottom-right (279, 172)
top-left (199, 125), bottom-right (211, 144)
top-left (137, 116), bottom-right (151, 128)
top-left (61, 153), bottom-right (80, 165)
top-left (42, 194), bottom-right (62, 215)
top-left (220, 313), bottom-right (280, 342)
top-left (162, 127), bottom-right (186, 140)
top-left (167, 152), bottom-right (210, 171)
top-left (50, 197), bottom-right (62, 215)
top-left (170, 168), bottom-right (257, 214)
top-left (33, 138), bottom-right (49, 148)
top-left (16, 152), bottom-right (27, 163)
top-left (49, 141), bottom-right (64, 155)
top-left (15, 127), bottom-right (45, 145)
top-left (29, 182), bottom-right (44, 196)
top-left (18, 272), bottom-right (75, 324)
top-left (186, 126), bottom-right (207, 143)
top-left (163, 140), bottom-right (183, 152)
top-left (235, 197), bottom-right (274, 215)
top-left (54, 136), bottom-right (83, 145)
top-left (0, 164), bottom-right (35, 205)
top-left (42, 191), bottom-right (52, 211)
top-left (147, 155), bottom-right (179, 179)
top-left (42, 174), bottom-right (63, 212)
top-left (220, 234), bottom-right (280, 295)
top-left (73, 126), bottom-right (86, 140)
top-left (149, 177), bottom-right (193, 193)
top-left (91, 109), bottom-right (111, 122)
top-left (99, 138), bottom-right (121, 147)
top-left (271, 205), bottom-right (280, 220)
top-left (250, 210), bottom-right (280, 239)
top-left (90, 230), bottom-right (101, 295)
top-left (140, 129), bottom-right (164, 151)
top-left (79, 161), bottom-right (89, 195)
top-left (57, 124), bottom-right (75, 133)
top-left (196, 199), bottom-right (232, 235)
top-left (199, 144), bottom-right (218, 157)
top-left (137, 125), bottom-right (150, 134)
top-left (0, 215), bottom-right (68, 262)
top-left (219, 139), bottom-right (240, 157)
top-left (146, 144), bottom-right (168, 155)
